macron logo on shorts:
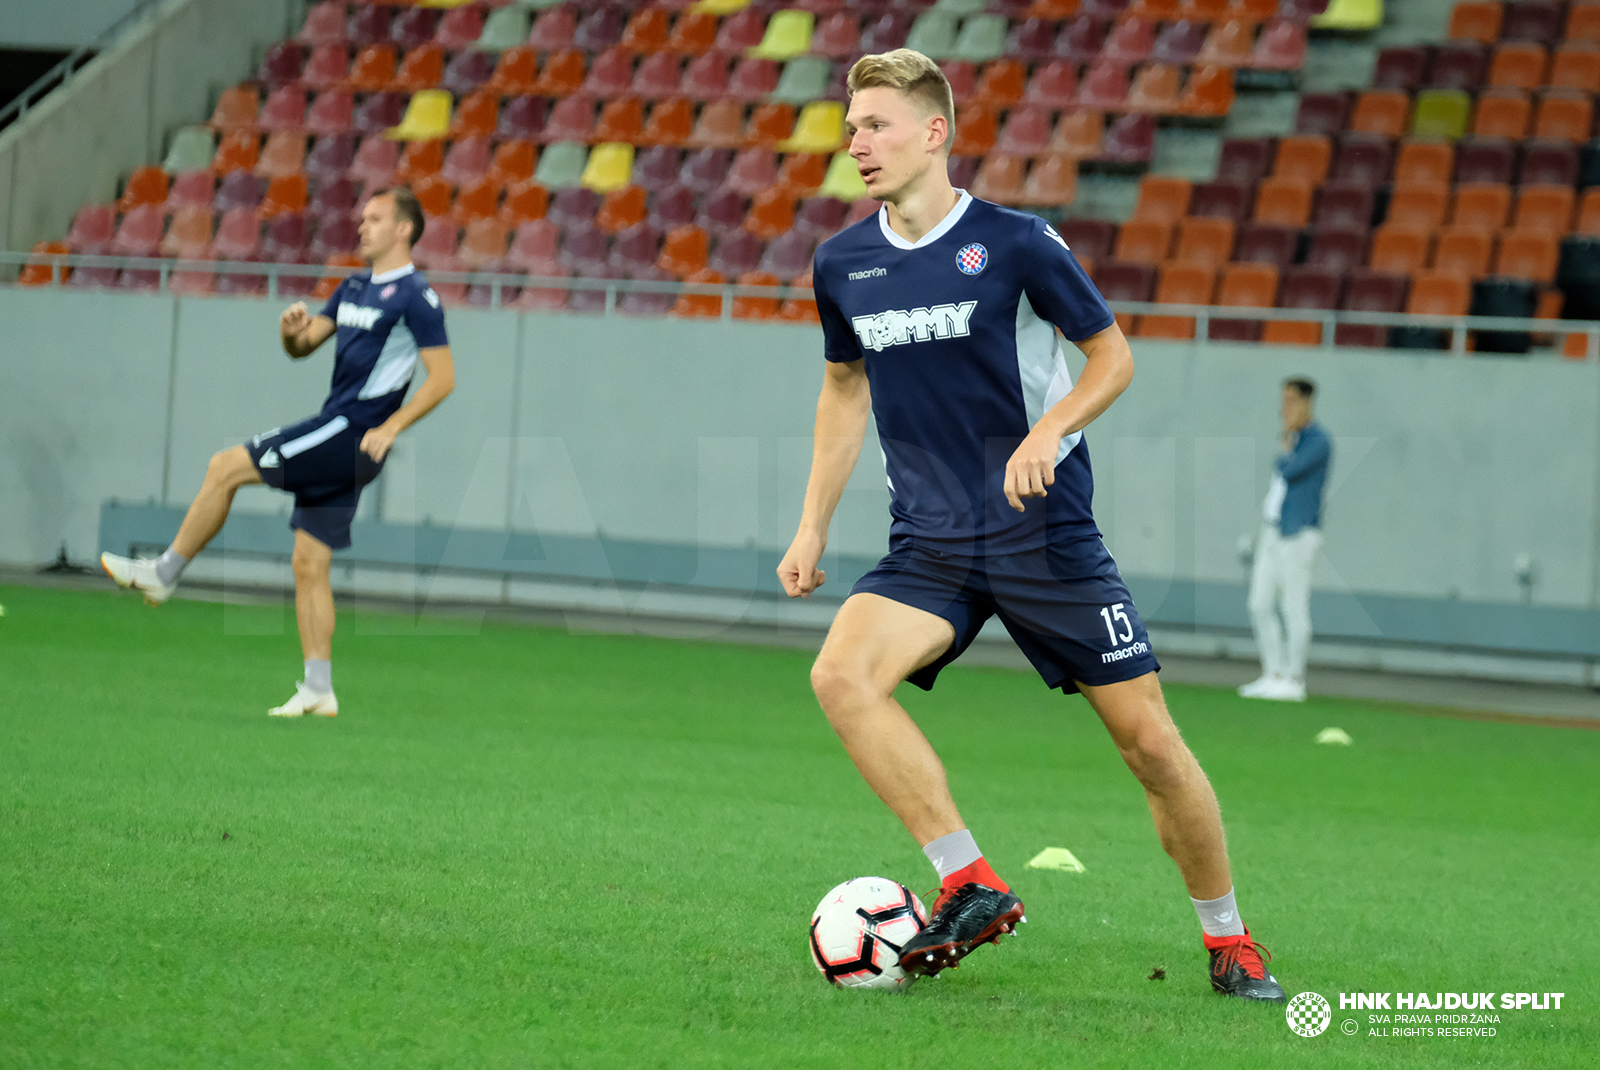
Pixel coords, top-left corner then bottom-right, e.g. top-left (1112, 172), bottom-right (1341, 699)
top-left (337, 304), bottom-right (382, 330)
top-left (850, 301), bottom-right (978, 352)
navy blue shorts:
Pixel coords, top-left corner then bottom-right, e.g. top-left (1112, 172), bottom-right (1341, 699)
top-left (850, 534), bottom-right (1160, 695)
top-left (244, 413), bottom-right (383, 551)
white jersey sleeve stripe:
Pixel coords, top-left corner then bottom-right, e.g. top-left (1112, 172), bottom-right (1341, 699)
top-left (358, 318), bottom-right (418, 400)
top-left (1015, 292), bottom-right (1083, 466)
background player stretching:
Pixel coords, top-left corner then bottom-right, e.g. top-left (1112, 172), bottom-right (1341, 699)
top-left (101, 188), bottom-right (455, 718)
top-left (777, 50), bottom-right (1285, 1002)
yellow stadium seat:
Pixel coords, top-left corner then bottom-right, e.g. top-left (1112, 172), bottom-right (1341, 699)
top-left (691, 0), bottom-right (750, 14)
top-left (777, 101), bottom-right (846, 154)
top-left (385, 90), bottom-right (452, 141)
top-left (1311, 0), bottom-right (1383, 32)
top-left (747, 10), bottom-right (814, 60)
top-left (416, 0), bottom-right (474, 7)
top-left (817, 150), bottom-right (867, 201)
top-left (580, 142), bottom-right (635, 194)
top-left (1412, 89), bottom-right (1471, 140)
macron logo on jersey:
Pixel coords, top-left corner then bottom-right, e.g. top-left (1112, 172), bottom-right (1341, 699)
top-left (848, 267), bottom-right (888, 280)
top-left (851, 301), bottom-right (978, 352)
top-left (337, 304), bottom-right (382, 330)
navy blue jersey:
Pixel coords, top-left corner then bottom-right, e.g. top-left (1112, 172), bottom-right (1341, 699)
top-left (813, 192), bottom-right (1116, 553)
top-left (317, 263), bottom-right (449, 428)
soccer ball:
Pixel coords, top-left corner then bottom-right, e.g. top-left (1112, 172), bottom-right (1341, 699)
top-left (808, 877), bottom-right (929, 991)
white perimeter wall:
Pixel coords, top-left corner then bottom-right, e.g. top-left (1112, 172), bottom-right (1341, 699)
top-left (2, 286), bottom-right (1598, 616)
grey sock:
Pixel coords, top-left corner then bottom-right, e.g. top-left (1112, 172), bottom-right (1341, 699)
top-left (1191, 887), bottom-right (1247, 938)
top-left (155, 548), bottom-right (189, 587)
top-left (922, 829), bottom-right (983, 881)
top-left (304, 659), bottom-right (332, 695)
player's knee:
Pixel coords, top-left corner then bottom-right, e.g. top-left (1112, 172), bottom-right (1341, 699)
top-left (291, 545), bottom-right (329, 583)
top-left (810, 655), bottom-right (874, 719)
top-left (1118, 721), bottom-right (1187, 790)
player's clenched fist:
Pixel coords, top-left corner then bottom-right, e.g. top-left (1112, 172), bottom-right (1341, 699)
top-left (279, 301), bottom-right (312, 338)
top-left (1003, 425), bottom-right (1061, 512)
top-left (777, 533), bottom-right (827, 598)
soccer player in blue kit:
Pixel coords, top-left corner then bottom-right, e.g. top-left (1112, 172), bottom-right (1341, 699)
top-left (101, 188), bottom-right (454, 718)
top-left (777, 50), bottom-right (1285, 1002)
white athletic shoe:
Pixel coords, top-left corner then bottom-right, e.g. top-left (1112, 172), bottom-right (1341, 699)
top-left (1255, 676), bottom-right (1307, 702)
top-left (100, 552), bottom-right (177, 605)
top-left (1237, 674), bottom-right (1278, 698)
top-left (268, 683), bottom-right (339, 718)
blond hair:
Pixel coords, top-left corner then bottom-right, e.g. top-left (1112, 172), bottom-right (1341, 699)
top-left (846, 49), bottom-right (955, 152)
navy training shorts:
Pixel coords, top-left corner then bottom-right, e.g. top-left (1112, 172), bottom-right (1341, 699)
top-left (244, 413), bottom-right (383, 551)
top-left (850, 534), bottom-right (1161, 695)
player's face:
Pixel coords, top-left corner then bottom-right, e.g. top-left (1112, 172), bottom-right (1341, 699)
top-left (358, 195), bottom-right (407, 261)
top-left (846, 87), bottom-right (943, 201)
top-left (1281, 387), bottom-right (1309, 427)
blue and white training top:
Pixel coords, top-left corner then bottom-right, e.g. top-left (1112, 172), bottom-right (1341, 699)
top-left (317, 263), bottom-right (449, 428)
top-left (814, 191), bottom-right (1116, 554)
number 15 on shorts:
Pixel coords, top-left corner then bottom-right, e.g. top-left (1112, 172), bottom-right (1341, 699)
top-left (1099, 603), bottom-right (1134, 648)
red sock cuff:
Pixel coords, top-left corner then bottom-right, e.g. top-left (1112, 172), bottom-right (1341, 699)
top-left (943, 856), bottom-right (1009, 894)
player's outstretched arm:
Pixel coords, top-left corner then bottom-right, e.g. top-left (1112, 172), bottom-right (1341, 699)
top-left (778, 359), bottom-right (871, 598)
top-left (280, 302), bottom-right (336, 359)
top-left (359, 345), bottom-right (455, 463)
top-left (1003, 323), bottom-right (1135, 512)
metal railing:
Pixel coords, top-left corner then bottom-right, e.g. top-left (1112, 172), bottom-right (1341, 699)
top-left (5, 250), bottom-right (1598, 353)
top-left (0, 0), bottom-right (170, 131)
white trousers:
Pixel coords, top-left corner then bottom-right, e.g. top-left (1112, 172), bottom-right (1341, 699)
top-left (1247, 523), bottom-right (1321, 679)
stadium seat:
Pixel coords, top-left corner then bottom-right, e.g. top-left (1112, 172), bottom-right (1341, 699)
top-left (256, 86), bottom-right (306, 134)
top-left (1350, 90), bottom-right (1410, 138)
top-left (1019, 153), bottom-right (1077, 206)
top-left (1575, 187), bottom-right (1600, 235)
top-left (1503, 0), bottom-right (1564, 44)
top-left (209, 131), bottom-right (258, 176)
top-left (793, 197), bottom-right (848, 241)
top-left (1252, 20), bottom-right (1308, 71)
top-left (1453, 181), bottom-right (1512, 228)
top-left (619, 7), bottom-right (673, 55)
top-left (1454, 138), bottom-right (1516, 183)
top-left (1309, 0), bottom-right (1379, 31)
top-left (1215, 138), bottom-right (1272, 186)
top-left (970, 153), bottom-right (1026, 204)
top-left (538, 50), bottom-right (589, 98)
top-left (1211, 262), bottom-right (1279, 341)
top-left (1449, 1), bottom-right (1503, 44)
top-left (209, 206), bottom-right (261, 260)
top-left (1102, 17), bottom-right (1156, 65)
top-left (583, 47), bottom-right (634, 99)
top-left (679, 147), bottom-right (732, 193)
top-left (450, 177), bottom-right (500, 226)
top-left (411, 220), bottom-right (461, 275)
top-left (1138, 264), bottom-right (1214, 339)
top-left (161, 205), bottom-right (214, 257)
top-left (1294, 92), bottom-right (1350, 137)
top-left (1373, 46), bottom-right (1428, 91)
top-left (1432, 225), bottom-right (1495, 276)
top-left (500, 180), bottom-right (549, 227)
top-left (657, 224), bottom-right (711, 277)
top-left (1176, 65), bottom-right (1234, 119)
top-left (778, 102), bottom-right (845, 154)
top-left (742, 187), bottom-right (796, 240)
top-left (1520, 139), bottom-right (1579, 184)
top-left (1127, 64), bottom-right (1182, 114)
top-left (559, 220), bottom-right (610, 277)
top-left (716, 7), bottom-right (772, 53)
top-left (214, 169), bottom-right (265, 213)
top-left (441, 90), bottom-right (495, 140)
top-left (1254, 177), bottom-right (1313, 226)
top-left (634, 99), bottom-right (691, 147)
top-left (259, 174), bottom-right (308, 219)
top-left (396, 140), bottom-right (445, 184)
top-left (711, 229), bottom-right (766, 278)
top-left (680, 52), bottom-right (731, 100)
top-left (393, 44), bottom-right (446, 94)
top-left (495, 96), bottom-right (546, 144)
top-left (1262, 265), bottom-right (1342, 345)
top-left (1334, 270), bottom-right (1408, 347)
top-left (390, 8), bottom-right (439, 53)
top-left (1233, 222), bottom-right (1298, 267)
top-left (1427, 41), bottom-right (1487, 91)
top-left (748, 10), bottom-right (816, 61)
top-left (940, 60), bottom-right (978, 106)
top-left (574, 5), bottom-right (625, 53)
top-left (353, 92), bottom-right (408, 136)
top-left (608, 222), bottom-right (664, 277)
top-left (1189, 180), bottom-right (1252, 222)
top-left (348, 136), bottom-right (399, 188)
top-left (1196, 18), bottom-right (1253, 67)
top-left (1515, 183), bottom-right (1575, 232)
top-left (771, 57), bottom-right (832, 105)
top-left (457, 217), bottom-right (509, 274)
top-left (686, 99), bottom-right (746, 150)
top-left (1171, 216), bottom-right (1235, 267)
top-left (1114, 219), bottom-right (1173, 264)
top-left (949, 104), bottom-right (1000, 156)
top-left (991, 106), bottom-right (1052, 157)
top-left (434, 4), bottom-right (484, 50)
top-left (541, 95), bottom-right (597, 144)
top-left (409, 173), bottom-right (453, 219)
top-left (485, 47), bottom-right (538, 97)
top-left (345, 4), bottom-right (390, 50)
top-left (904, 11), bottom-right (960, 58)
top-left (1488, 42), bottom-right (1548, 89)
top-left (255, 131), bottom-right (305, 180)
top-left (1314, 180), bottom-right (1373, 229)
top-left (117, 166), bottom-right (169, 214)
top-left (950, 14), bottom-right (1009, 63)
top-left (580, 143), bottom-right (634, 194)
top-left (632, 53), bottom-right (683, 99)
top-left (1005, 17), bottom-right (1057, 63)
top-left (165, 170), bottom-right (215, 214)
top-left (1386, 181), bottom-right (1449, 231)
top-left (1078, 61), bottom-right (1131, 110)
top-left (528, 5), bottom-right (577, 52)
top-left (971, 59), bottom-right (1027, 109)
top-left (310, 214), bottom-right (359, 259)
top-left (1050, 109), bottom-right (1104, 157)
top-left (1550, 42), bottom-right (1600, 92)
top-left (668, 266), bottom-right (725, 319)
top-left (1305, 225), bottom-right (1368, 273)
top-left (666, 11), bottom-right (720, 55)
top-left (300, 44), bottom-right (349, 93)
top-left (208, 85), bottom-right (259, 134)
top-left (776, 153), bottom-right (830, 197)
top-left (440, 137), bottom-right (492, 188)
top-left (1092, 260), bottom-right (1157, 332)
top-left (593, 98), bottom-right (646, 144)
top-left (1409, 90), bottom-right (1470, 139)
top-left (648, 183), bottom-right (698, 232)
top-left (1533, 93), bottom-right (1593, 143)
top-left (1369, 226), bottom-right (1432, 274)
top-left (1150, 19), bottom-right (1206, 66)
top-left (506, 218), bottom-right (562, 275)
top-left (1395, 140), bottom-right (1454, 184)
top-left (1099, 113), bottom-right (1157, 166)
top-left (1129, 176), bottom-right (1191, 226)
top-left (344, 44), bottom-right (398, 94)
top-left (309, 172), bottom-right (356, 220)
top-left (303, 90), bottom-right (354, 139)
top-left (856, 10), bottom-right (912, 54)
top-left (534, 140), bottom-right (589, 190)
top-left (1474, 91), bottom-right (1531, 139)
top-left (1018, 61), bottom-right (1077, 110)
top-left (1057, 219), bottom-right (1117, 265)
top-left (759, 229), bottom-right (816, 283)
top-left (296, 2), bottom-right (345, 48)
top-left (1331, 135), bottom-right (1394, 185)
top-left (1272, 135), bottom-right (1331, 184)
top-left (725, 147), bottom-right (780, 197)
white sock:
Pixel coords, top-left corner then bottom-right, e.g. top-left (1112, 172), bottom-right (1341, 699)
top-left (922, 829), bottom-right (982, 881)
top-left (1192, 887), bottom-right (1246, 939)
top-left (155, 548), bottom-right (189, 587)
top-left (304, 659), bottom-right (332, 695)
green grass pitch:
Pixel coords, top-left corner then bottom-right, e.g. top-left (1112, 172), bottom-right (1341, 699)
top-left (1, 583), bottom-right (1594, 1069)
